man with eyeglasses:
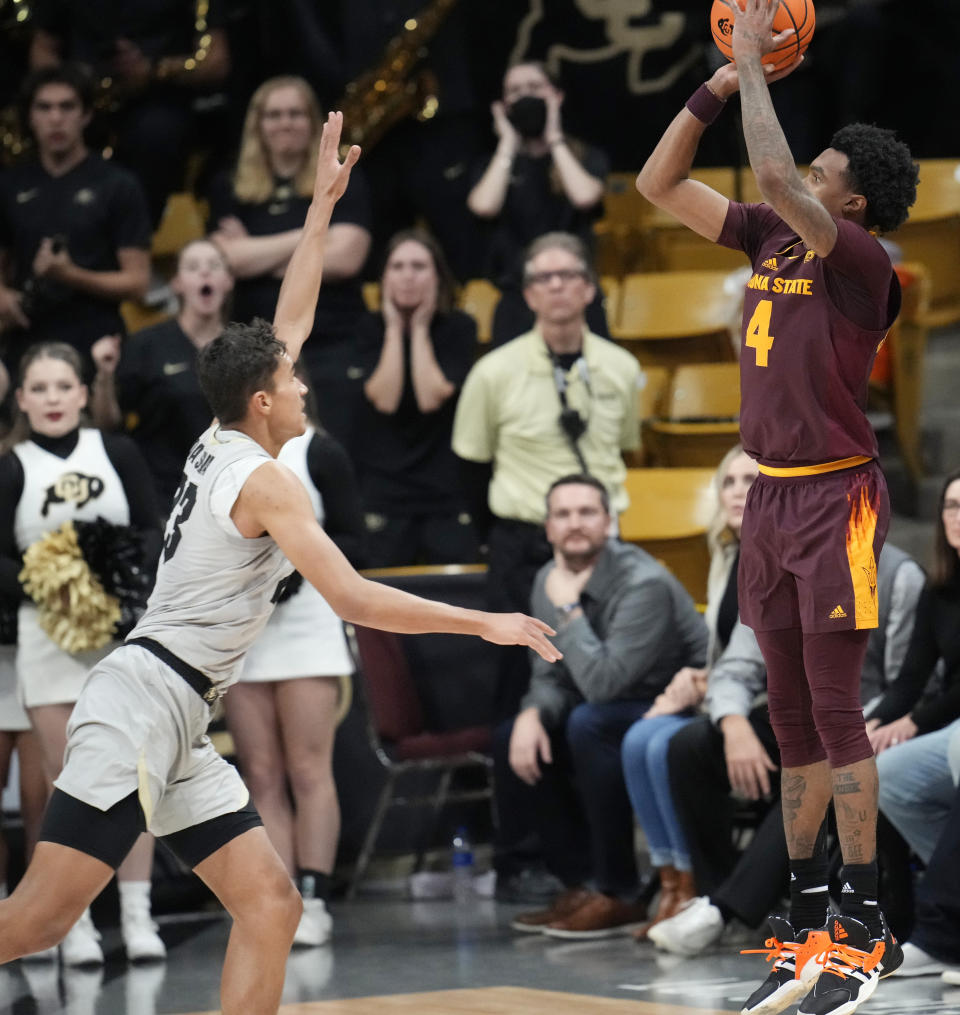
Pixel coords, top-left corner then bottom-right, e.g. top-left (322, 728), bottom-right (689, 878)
top-left (453, 232), bottom-right (640, 732)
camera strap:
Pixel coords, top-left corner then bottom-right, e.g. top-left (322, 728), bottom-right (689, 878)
top-left (551, 353), bottom-right (591, 475)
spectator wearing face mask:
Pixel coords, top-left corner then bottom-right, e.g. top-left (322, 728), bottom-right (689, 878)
top-left (467, 61), bottom-right (609, 348)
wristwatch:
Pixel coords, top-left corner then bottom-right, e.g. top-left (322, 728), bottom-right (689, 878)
top-left (557, 601), bottom-right (582, 616)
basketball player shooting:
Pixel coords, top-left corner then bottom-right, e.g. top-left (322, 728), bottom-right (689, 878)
top-left (0, 113), bottom-right (561, 1015)
top-left (636, 2), bottom-right (918, 1014)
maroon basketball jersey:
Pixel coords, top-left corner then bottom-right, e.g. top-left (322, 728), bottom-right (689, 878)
top-left (718, 203), bottom-right (900, 468)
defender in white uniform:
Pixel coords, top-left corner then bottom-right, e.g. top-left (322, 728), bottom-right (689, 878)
top-left (0, 114), bottom-right (560, 1015)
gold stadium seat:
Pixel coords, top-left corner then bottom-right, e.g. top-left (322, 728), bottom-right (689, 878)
top-left (459, 279), bottom-right (501, 345)
top-left (625, 364), bottom-right (671, 467)
top-left (119, 300), bottom-right (171, 334)
top-left (593, 171), bottom-right (650, 277)
top-left (362, 281), bottom-right (381, 311)
top-left (888, 159), bottom-right (960, 328)
top-left (638, 364), bottom-right (672, 422)
top-left (869, 262), bottom-right (931, 482)
top-left (151, 192), bottom-right (208, 258)
top-left (598, 275), bottom-right (621, 326)
top-left (619, 467), bottom-right (715, 602)
top-left (611, 270), bottom-right (741, 370)
top-left (643, 168), bottom-right (749, 272)
top-left (644, 362), bottom-right (741, 467)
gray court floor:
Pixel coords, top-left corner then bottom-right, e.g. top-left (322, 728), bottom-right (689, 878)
top-left (0, 896), bottom-right (957, 1015)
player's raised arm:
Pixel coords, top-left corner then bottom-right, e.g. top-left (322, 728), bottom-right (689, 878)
top-left (726, 0), bottom-right (836, 255)
top-left (636, 72), bottom-right (734, 243)
top-left (272, 111), bottom-right (361, 363)
top-left (235, 461), bottom-right (562, 663)
top-left (637, 8), bottom-right (802, 243)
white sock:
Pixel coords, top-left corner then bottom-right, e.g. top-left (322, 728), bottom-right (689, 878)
top-left (118, 880), bottom-right (153, 917)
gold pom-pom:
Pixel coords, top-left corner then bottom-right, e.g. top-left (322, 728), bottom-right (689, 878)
top-left (19, 521), bottom-right (120, 654)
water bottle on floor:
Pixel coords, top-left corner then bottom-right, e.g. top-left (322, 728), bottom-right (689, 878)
top-left (451, 827), bottom-right (475, 903)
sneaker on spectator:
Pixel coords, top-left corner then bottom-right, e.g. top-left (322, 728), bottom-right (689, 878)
top-left (121, 906), bottom-right (166, 962)
top-left (942, 968), bottom-right (960, 985)
top-left (60, 910), bottom-right (104, 967)
top-left (797, 913), bottom-right (901, 1015)
top-left (509, 886), bottom-right (593, 933)
top-left (648, 896), bottom-right (725, 955)
top-left (740, 915), bottom-right (831, 1015)
top-left (293, 898), bottom-right (332, 947)
top-left (541, 892), bottom-right (647, 939)
top-left (496, 866), bottom-right (566, 905)
top-left (889, 941), bottom-right (948, 977)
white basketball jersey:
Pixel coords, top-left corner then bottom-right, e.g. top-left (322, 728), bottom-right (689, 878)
top-left (13, 429), bottom-right (130, 552)
top-left (129, 425), bottom-right (293, 687)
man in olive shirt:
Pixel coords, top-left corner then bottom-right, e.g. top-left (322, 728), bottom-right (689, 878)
top-left (452, 231), bottom-right (640, 717)
top-left (493, 474), bottom-right (707, 937)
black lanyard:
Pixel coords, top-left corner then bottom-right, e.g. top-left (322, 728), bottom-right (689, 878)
top-left (551, 353), bottom-right (591, 475)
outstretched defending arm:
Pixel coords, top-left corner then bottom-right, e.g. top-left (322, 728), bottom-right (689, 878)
top-left (272, 111), bottom-right (361, 363)
top-left (728, 0), bottom-right (837, 255)
top-left (234, 461), bottom-right (562, 662)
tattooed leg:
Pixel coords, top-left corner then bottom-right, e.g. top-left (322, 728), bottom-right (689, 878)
top-left (781, 760), bottom-right (833, 860)
top-left (831, 755), bottom-right (878, 864)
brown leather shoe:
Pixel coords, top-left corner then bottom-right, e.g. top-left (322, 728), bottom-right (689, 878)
top-left (634, 864), bottom-right (699, 941)
top-left (541, 892), bottom-right (648, 939)
top-left (509, 887), bottom-right (593, 933)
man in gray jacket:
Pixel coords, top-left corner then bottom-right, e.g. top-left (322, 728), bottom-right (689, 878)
top-left (493, 473), bottom-right (707, 939)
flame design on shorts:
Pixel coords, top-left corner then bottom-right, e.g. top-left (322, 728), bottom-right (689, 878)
top-left (845, 485), bottom-right (879, 629)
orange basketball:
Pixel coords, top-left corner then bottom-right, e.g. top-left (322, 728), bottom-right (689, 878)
top-left (711, 0), bottom-right (815, 70)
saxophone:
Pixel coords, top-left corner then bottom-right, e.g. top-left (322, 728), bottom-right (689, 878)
top-left (337, 0), bottom-right (459, 154)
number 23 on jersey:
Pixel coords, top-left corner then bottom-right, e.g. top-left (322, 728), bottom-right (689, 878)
top-left (745, 299), bottom-right (775, 367)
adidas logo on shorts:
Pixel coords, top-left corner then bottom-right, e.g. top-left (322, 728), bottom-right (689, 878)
top-left (829, 604), bottom-right (847, 619)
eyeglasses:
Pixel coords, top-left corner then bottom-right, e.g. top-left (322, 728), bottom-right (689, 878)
top-left (943, 500), bottom-right (960, 516)
top-left (525, 269), bottom-right (588, 287)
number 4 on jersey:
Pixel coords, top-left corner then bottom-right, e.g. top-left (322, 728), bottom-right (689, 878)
top-left (745, 299), bottom-right (775, 367)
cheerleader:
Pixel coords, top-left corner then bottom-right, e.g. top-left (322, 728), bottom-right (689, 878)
top-left (0, 342), bottom-right (164, 964)
top-left (226, 376), bottom-right (365, 947)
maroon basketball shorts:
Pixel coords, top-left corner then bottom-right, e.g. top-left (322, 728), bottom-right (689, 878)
top-left (738, 460), bottom-right (889, 634)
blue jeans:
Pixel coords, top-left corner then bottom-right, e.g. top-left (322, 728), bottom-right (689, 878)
top-left (621, 713), bottom-right (694, 871)
top-left (877, 718), bottom-right (960, 864)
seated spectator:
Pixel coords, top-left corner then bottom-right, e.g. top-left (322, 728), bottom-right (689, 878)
top-left (467, 62), bottom-right (609, 347)
top-left (494, 474), bottom-right (707, 939)
top-left (890, 722), bottom-right (960, 980)
top-left (30, 0), bottom-right (232, 225)
top-left (89, 238), bottom-right (231, 513)
top-left (209, 76), bottom-right (371, 454)
top-left (870, 469), bottom-right (960, 885)
top-left (621, 445), bottom-right (757, 940)
top-left (355, 229), bottom-right (478, 567)
top-left (226, 372), bottom-right (365, 949)
top-left (648, 539), bottom-right (926, 956)
top-left (452, 232), bottom-right (640, 719)
top-left (0, 65), bottom-right (150, 402)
